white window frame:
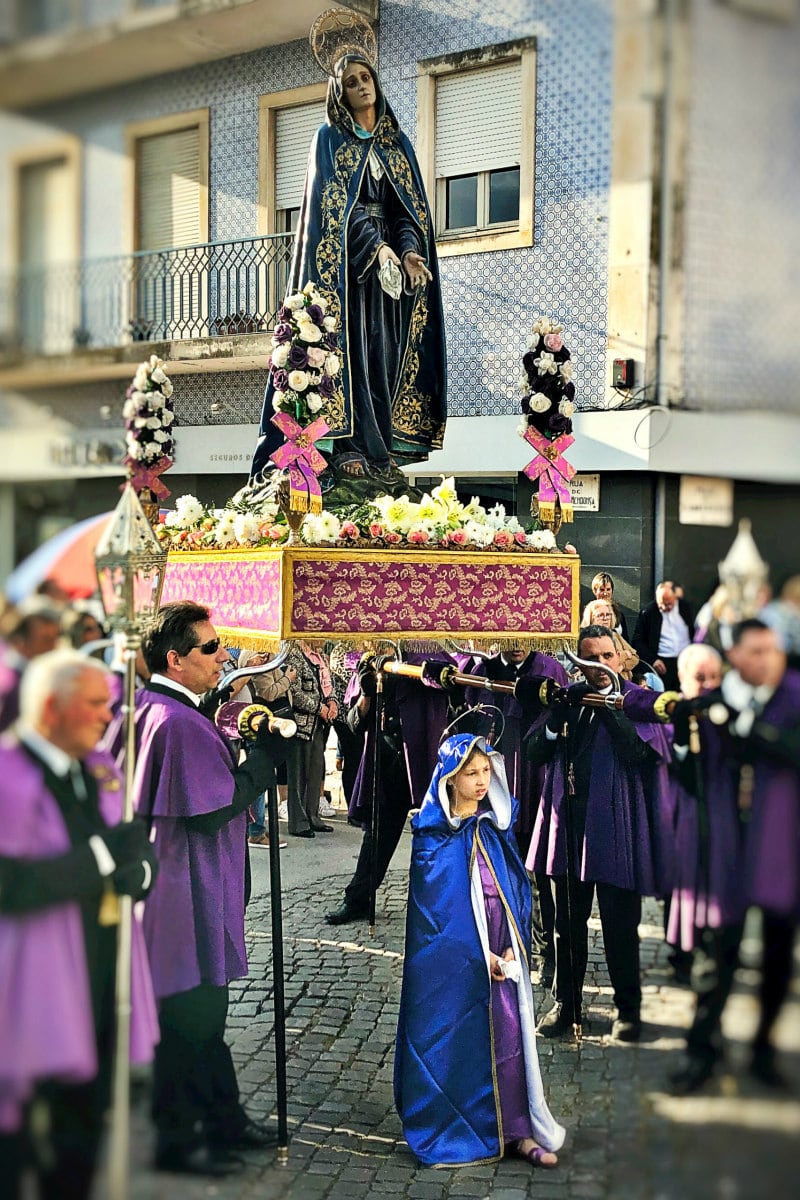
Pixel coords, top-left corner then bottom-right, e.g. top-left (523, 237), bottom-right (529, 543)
top-left (417, 39), bottom-right (537, 258)
top-left (258, 83), bottom-right (328, 236)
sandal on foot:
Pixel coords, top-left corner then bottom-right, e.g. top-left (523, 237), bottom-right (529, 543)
top-left (511, 1140), bottom-right (558, 1169)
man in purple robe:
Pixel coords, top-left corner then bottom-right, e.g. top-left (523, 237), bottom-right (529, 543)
top-left (465, 648), bottom-right (569, 981)
top-left (130, 601), bottom-right (289, 1176)
top-left (0, 650), bottom-right (158, 1200)
top-left (325, 648), bottom-right (454, 925)
top-left (526, 625), bottom-right (671, 1042)
top-left (670, 619), bottom-right (800, 1093)
top-left (0, 598), bottom-right (61, 732)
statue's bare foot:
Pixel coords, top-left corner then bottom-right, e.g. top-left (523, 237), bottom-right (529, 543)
top-left (341, 460), bottom-right (366, 477)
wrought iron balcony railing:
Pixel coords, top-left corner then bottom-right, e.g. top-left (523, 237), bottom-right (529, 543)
top-left (0, 232), bottom-right (295, 358)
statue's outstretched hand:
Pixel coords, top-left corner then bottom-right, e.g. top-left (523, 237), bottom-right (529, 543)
top-left (402, 251), bottom-right (432, 288)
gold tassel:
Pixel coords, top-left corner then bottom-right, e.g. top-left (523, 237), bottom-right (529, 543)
top-left (309, 492), bottom-right (323, 515)
top-left (98, 883), bottom-right (120, 926)
top-left (560, 503), bottom-right (574, 523)
top-left (538, 500), bottom-right (555, 522)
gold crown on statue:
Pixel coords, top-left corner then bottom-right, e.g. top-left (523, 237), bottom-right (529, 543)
top-left (309, 7), bottom-right (377, 76)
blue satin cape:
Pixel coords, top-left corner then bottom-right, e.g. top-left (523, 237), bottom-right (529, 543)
top-left (394, 735), bottom-right (563, 1166)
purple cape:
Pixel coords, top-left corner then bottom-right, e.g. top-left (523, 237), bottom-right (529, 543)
top-left (128, 689), bottom-right (248, 999)
top-left (744, 669), bottom-right (800, 918)
top-left (0, 738), bottom-right (159, 1132)
top-left (348, 651), bottom-right (454, 824)
top-left (526, 681), bottom-right (671, 894)
top-left (465, 653), bottom-right (568, 836)
top-left (666, 724), bottom-right (745, 950)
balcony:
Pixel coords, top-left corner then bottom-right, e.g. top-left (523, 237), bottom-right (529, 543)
top-left (0, 232), bottom-right (294, 386)
top-left (0, 1), bottom-right (379, 109)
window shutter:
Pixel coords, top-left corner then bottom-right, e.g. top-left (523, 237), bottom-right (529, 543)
top-left (435, 60), bottom-right (522, 178)
top-left (274, 101), bottom-right (326, 210)
top-left (137, 126), bottom-right (201, 251)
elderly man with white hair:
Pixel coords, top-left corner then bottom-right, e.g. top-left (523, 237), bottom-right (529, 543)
top-left (0, 649), bottom-right (158, 1200)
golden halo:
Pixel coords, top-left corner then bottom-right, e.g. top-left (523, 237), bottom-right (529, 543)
top-left (309, 7), bottom-right (378, 76)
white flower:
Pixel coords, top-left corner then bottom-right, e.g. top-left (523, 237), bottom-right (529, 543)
top-left (148, 355), bottom-right (161, 369)
top-left (320, 512), bottom-right (341, 541)
top-left (233, 512), bottom-right (261, 544)
top-left (324, 353), bottom-right (340, 376)
top-left (432, 476), bottom-right (457, 505)
top-left (306, 393), bottom-right (323, 413)
top-left (534, 351), bottom-right (558, 375)
top-left (303, 512), bottom-right (341, 544)
top-left (462, 496), bottom-right (486, 519)
top-left (133, 416), bottom-right (148, 428)
top-left (287, 370), bottom-right (309, 392)
top-left (323, 314), bottom-right (337, 331)
top-left (133, 367), bottom-right (149, 391)
top-left (312, 294), bottom-right (328, 313)
top-left (161, 379), bottom-right (174, 398)
top-left (214, 512), bottom-right (238, 547)
top-left (271, 343), bottom-right (289, 368)
top-left (531, 316), bottom-right (563, 338)
top-left (148, 392), bottom-right (165, 410)
top-left (145, 416), bottom-right (161, 429)
top-left (559, 399), bottom-right (575, 417)
top-left (506, 515), bottom-right (523, 534)
top-left (272, 394), bottom-right (284, 411)
top-left (486, 503), bottom-right (507, 529)
top-left (174, 495), bottom-right (204, 527)
top-left (298, 321), bottom-right (322, 344)
top-left (143, 441), bottom-right (161, 460)
top-left (306, 345), bottom-right (326, 367)
top-left (151, 367), bottom-right (168, 385)
top-left (123, 399), bottom-right (137, 420)
top-left (285, 293), bottom-right (304, 310)
top-left (518, 374), bottom-right (530, 394)
top-left (527, 529), bottom-right (557, 552)
top-left (161, 409), bottom-right (174, 425)
top-left (153, 429), bottom-right (170, 443)
top-left (559, 361), bottom-right (574, 382)
top-left (464, 520), bottom-right (495, 548)
top-left (529, 392), bottom-right (551, 413)
top-left (517, 418), bottom-right (529, 438)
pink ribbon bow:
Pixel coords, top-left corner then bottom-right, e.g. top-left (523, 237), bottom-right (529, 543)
top-left (123, 455), bottom-right (172, 500)
top-left (522, 428), bottom-right (575, 521)
top-left (269, 412), bottom-right (330, 514)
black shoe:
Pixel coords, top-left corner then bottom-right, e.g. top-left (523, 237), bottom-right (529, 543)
top-left (311, 822), bottom-right (334, 833)
top-left (668, 1055), bottom-right (717, 1096)
top-left (325, 901), bottom-right (369, 926)
top-left (537, 1003), bottom-right (578, 1039)
top-left (290, 828), bottom-right (315, 838)
top-left (209, 1116), bottom-right (279, 1150)
top-left (749, 1045), bottom-right (791, 1091)
top-left (611, 1015), bottom-right (641, 1042)
top-left (154, 1143), bottom-right (244, 1176)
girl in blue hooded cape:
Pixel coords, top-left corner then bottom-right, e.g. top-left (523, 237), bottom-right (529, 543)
top-left (395, 735), bottom-right (565, 1168)
top-left (251, 51), bottom-right (446, 485)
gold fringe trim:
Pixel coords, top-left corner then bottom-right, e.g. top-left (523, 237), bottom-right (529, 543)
top-left (538, 501), bottom-right (555, 522)
top-left (216, 629), bottom-right (282, 653)
top-left (215, 630), bottom-right (576, 654)
top-left (309, 492), bottom-right (322, 515)
top-left (560, 504), bottom-right (574, 523)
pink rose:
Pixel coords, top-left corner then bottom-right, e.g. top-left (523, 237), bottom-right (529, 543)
top-left (493, 529), bottom-right (514, 548)
top-left (268, 525), bottom-right (284, 540)
top-left (369, 521), bottom-right (384, 538)
top-left (450, 529), bottom-right (467, 546)
top-left (306, 346), bottom-right (327, 367)
top-left (543, 333), bottom-right (563, 352)
top-left (439, 533), bottom-right (450, 547)
top-left (514, 530), bottom-right (527, 546)
top-left (384, 530), bottom-right (402, 545)
top-left (564, 542), bottom-right (578, 555)
top-left (408, 529), bottom-right (429, 544)
top-left (340, 521), bottom-right (359, 538)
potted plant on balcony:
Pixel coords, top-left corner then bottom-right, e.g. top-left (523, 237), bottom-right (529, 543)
top-left (129, 316), bottom-right (156, 342)
top-left (210, 309), bottom-right (265, 336)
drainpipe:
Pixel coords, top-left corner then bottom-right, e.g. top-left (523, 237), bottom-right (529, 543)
top-left (653, 0), bottom-right (677, 587)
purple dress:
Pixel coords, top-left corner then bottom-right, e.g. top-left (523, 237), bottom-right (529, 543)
top-left (477, 845), bottom-right (532, 1142)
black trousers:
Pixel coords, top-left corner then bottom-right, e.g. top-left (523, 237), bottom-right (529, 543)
top-left (687, 912), bottom-right (797, 1064)
top-left (552, 875), bottom-right (642, 1019)
top-left (531, 868), bottom-right (555, 963)
top-left (152, 983), bottom-right (244, 1153)
top-left (345, 793), bottom-right (410, 910)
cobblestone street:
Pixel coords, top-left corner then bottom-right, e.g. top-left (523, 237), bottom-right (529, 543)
top-left (123, 816), bottom-right (800, 1200)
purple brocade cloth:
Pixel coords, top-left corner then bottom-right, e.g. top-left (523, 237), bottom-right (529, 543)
top-left (477, 848), bottom-right (532, 1144)
top-left (129, 689), bottom-right (248, 999)
top-left (0, 739), bottom-right (159, 1132)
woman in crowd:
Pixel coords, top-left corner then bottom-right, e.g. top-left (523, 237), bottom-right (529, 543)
top-left (590, 572), bottom-right (628, 640)
top-left (581, 598), bottom-right (639, 679)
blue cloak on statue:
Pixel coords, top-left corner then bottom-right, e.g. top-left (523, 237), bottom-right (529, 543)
top-left (394, 735), bottom-right (564, 1167)
top-left (251, 54), bottom-right (447, 479)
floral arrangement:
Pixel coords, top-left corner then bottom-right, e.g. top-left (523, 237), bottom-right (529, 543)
top-left (269, 282), bottom-right (342, 423)
top-left (517, 316), bottom-right (575, 442)
top-left (123, 354), bottom-right (175, 471)
top-left (155, 477), bottom-right (568, 555)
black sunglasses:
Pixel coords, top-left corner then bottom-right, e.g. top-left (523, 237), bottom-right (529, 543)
top-left (191, 637), bottom-right (221, 656)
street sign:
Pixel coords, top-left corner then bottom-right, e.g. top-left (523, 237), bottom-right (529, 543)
top-left (679, 475), bottom-right (734, 526)
top-left (570, 473), bottom-right (600, 512)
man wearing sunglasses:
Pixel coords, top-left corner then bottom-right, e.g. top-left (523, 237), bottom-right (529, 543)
top-left (123, 601), bottom-right (289, 1177)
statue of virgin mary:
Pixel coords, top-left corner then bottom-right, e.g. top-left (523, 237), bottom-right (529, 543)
top-left (250, 9), bottom-right (447, 489)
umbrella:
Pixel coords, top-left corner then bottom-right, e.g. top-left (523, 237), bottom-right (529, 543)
top-left (4, 512), bottom-right (113, 604)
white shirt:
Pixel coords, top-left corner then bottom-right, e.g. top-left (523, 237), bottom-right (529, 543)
top-left (658, 606), bottom-right (691, 657)
top-left (149, 673), bottom-right (202, 707)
